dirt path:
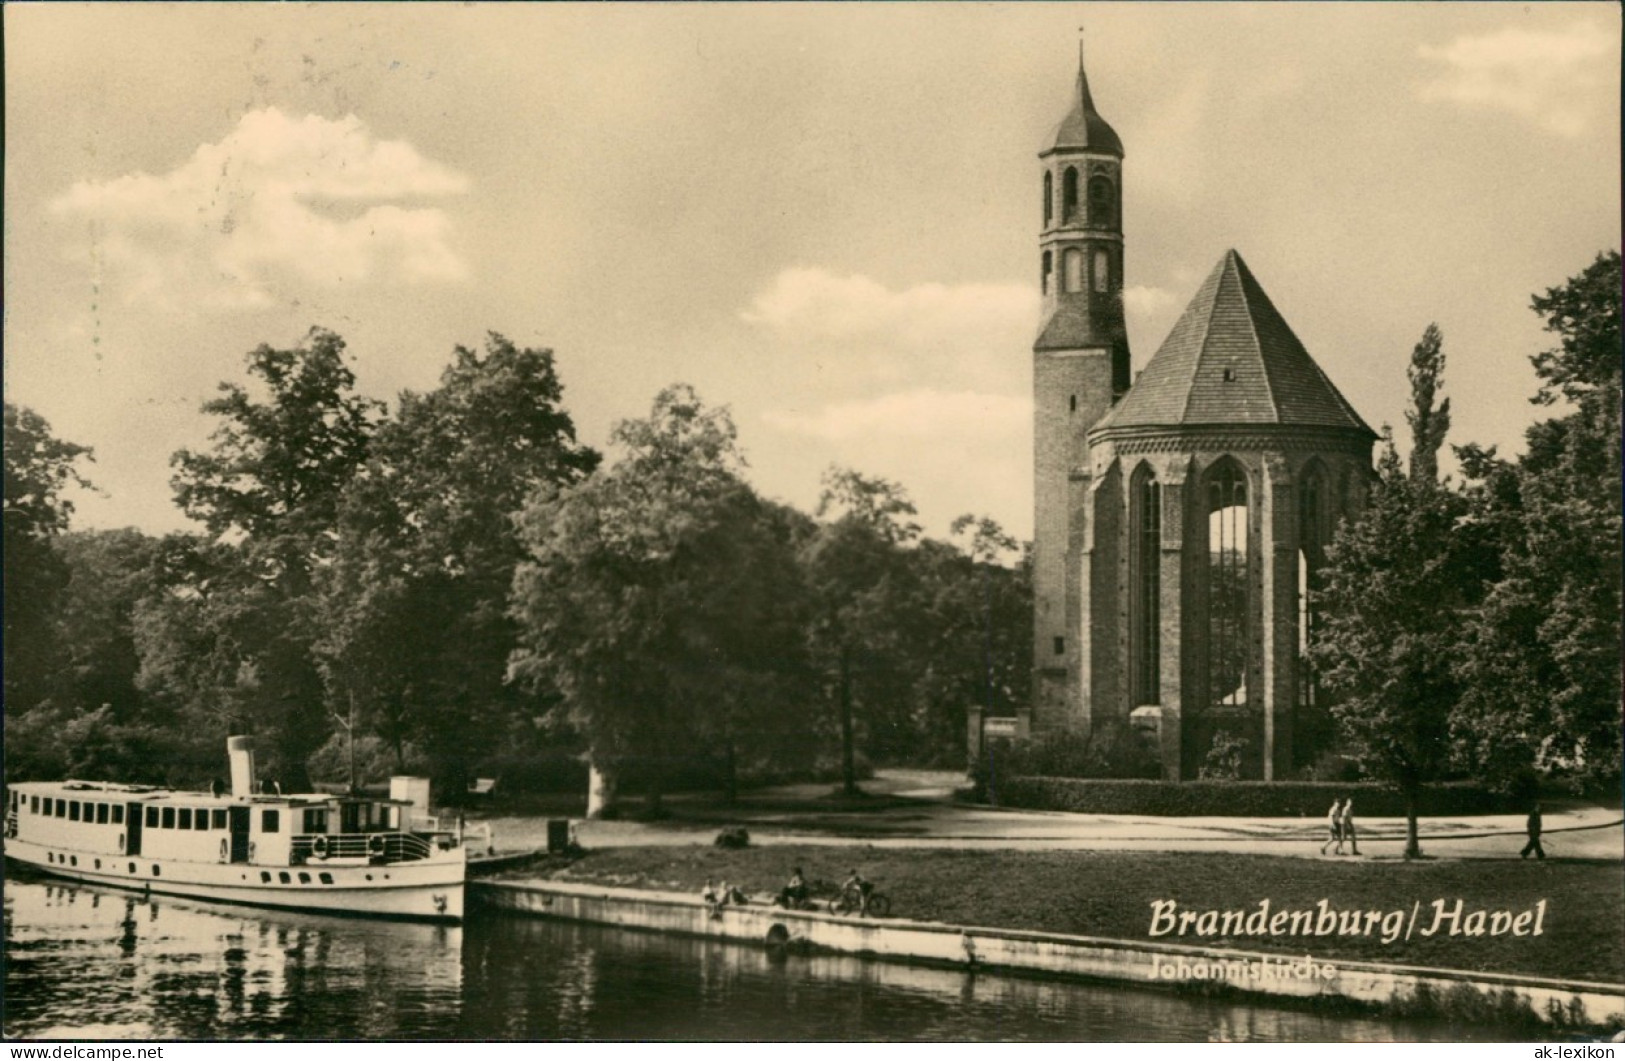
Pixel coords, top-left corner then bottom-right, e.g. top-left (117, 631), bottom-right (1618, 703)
top-left (474, 770), bottom-right (1625, 863)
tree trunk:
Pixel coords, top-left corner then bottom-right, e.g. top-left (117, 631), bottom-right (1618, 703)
top-left (587, 762), bottom-right (618, 819)
top-left (346, 691), bottom-right (359, 795)
top-left (839, 648), bottom-right (858, 797)
top-left (1404, 784), bottom-right (1423, 859)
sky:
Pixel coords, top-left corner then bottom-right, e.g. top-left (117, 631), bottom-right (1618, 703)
top-left (5, 2), bottom-right (1620, 543)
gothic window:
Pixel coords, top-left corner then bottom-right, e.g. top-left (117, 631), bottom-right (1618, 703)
top-left (1043, 171), bottom-right (1053, 226)
top-left (1130, 465), bottom-right (1161, 705)
top-left (1089, 175), bottom-right (1114, 226)
top-left (1205, 459), bottom-right (1249, 709)
top-left (1062, 167), bottom-right (1079, 222)
top-left (1042, 251), bottom-right (1053, 295)
top-left (1093, 249), bottom-right (1109, 293)
top-left (1297, 463), bottom-right (1328, 708)
top-left (1063, 248), bottom-right (1084, 293)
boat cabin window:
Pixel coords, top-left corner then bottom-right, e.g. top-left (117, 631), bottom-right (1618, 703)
top-left (262, 810), bottom-right (281, 834)
top-left (319, 873), bottom-right (334, 885)
top-left (303, 809), bottom-right (328, 834)
top-left (211, 809), bottom-right (227, 829)
top-left (278, 872), bottom-right (291, 884)
top-left (193, 810), bottom-right (209, 831)
top-left (112, 805), bottom-right (124, 825)
top-left (146, 807), bottom-right (159, 828)
top-left (97, 803), bottom-right (109, 824)
top-left (69, 802), bottom-right (81, 822)
top-left (30, 796), bottom-right (39, 814)
top-left (260, 872), bottom-right (272, 883)
top-left (298, 872), bottom-right (311, 885)
top-left (162, 807), bottom-right (175, 829)
top-left (56, 799), bottom-right (66, 817)
top-left (178, 808), bottom-right (192, 830)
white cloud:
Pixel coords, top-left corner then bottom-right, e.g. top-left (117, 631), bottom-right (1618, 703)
top-left (1123, 284), bottom-right (1179, 318)
top-left (742, 268), bottom-right (1036, 386)
top-left (763, 388), bottom-right (1029, 442)
top-left (49, 108), bottom-right (471, 310)
top-left (1418, 21), bottom-right (1614, 137)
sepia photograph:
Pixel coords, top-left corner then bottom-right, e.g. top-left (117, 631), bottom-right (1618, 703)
top-left (3, 1), bottom-right (1622, 1045)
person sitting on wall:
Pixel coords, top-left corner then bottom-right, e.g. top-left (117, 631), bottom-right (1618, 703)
top-left (841, 868), bottom-right (873, 916)
top-left (777, 867), bottom-right (809, 909)
top-left (1319, 798), bottom-right (1344, 856)
top-left (701, 878), bottom-right (723, 919)
top-left (720, 880), bottom-right (749, 907)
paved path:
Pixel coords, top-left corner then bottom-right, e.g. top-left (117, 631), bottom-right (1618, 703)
top-left (480, 770), bottom-right (1624, 862)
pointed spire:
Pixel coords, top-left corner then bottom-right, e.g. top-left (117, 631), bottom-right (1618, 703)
top-left (1046, 35), bottom-right (1122, 158)
top-left (1076, 27), bottom-right (1096, 111)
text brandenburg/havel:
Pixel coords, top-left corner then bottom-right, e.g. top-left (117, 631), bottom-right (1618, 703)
top-left (1148, 898), bottom-right (1548, 945)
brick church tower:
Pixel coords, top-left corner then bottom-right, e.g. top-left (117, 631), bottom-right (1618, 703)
top-left (1030, 47), bottom-right (1132, 737)
top-left (1029, 55), bottom-right (1377, 780)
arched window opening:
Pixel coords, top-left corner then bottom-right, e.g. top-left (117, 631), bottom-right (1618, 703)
top-left (1089, 175), bottom-right (1114, 226)
top-left (1297, 467), bottom-right (1327, 708)
top-left (1093, 249), bottom-right (1109, 293)
top-left (1042, 251), bottom-right (1053, 295)
top-left (1130, 468), bottom-right (1162, 705)
top-left (1063, 248), bottom-right (1084, 293)
top-left (1206, 461), bottom-right (1249, 709)
top-left (1062, 167), bottom-right (1079, 222)
top-left (1043, 171), bottom-right (1053, 226)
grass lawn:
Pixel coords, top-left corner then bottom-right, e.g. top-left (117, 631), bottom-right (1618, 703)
top-left (517, 846), bottom-right (1624, 985)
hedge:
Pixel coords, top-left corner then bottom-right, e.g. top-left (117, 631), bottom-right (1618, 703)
top-left (982, 777), bottom-right (1521, 817)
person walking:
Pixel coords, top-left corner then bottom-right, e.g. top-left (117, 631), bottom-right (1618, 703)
top-left (1340, 797), bottom-right (1360, 856)
top-left (1521, 802), bottom-right (1546, 860)
top-left (1319, 798), bottom-right (1344, 855)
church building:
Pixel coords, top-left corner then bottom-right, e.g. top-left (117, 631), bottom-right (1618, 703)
top-left (1029, 52), bottom-right (1377, 781)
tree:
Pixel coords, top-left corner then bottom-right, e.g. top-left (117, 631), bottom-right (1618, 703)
top-left (158, 329), bottom-right (381, 789)
top-left (172, 327), bottom-right (380, 565)
top-left (132, 534), bottom-right (328, 788)
top-left (509, 385), bottom-right (807, 814)
top-left (800, 467), bottom-right (927, 795)
top-left (1454, 252), bottom-right (1622, 790)
top-left (3, 404), bottom-right (93, 714)
top-left (315, 334), bottom-right (599, 791)
top-left (1311, 326), bottom-right (1474, 858)
top-left (905, 517), bottom-right (1030, 766)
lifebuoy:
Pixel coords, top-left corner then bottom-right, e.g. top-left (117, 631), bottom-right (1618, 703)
top-left (219, 838), bottom-right (229, 863)
top-left (366, 834), bottom-right (385, 856)
top-left (312, 836), bottom-right (329, 859)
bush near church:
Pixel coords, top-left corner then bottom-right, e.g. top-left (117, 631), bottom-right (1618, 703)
top-left (987, 776), bottom-right (1519, 818)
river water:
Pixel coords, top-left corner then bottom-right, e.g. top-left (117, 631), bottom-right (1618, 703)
top-left (3, 873), bottom-right (1505, 1041)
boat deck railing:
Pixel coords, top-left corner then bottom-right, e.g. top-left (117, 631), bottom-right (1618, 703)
top-left (292, 831), bottom-right (436, 864)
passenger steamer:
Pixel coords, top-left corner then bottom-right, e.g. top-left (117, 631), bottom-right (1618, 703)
top-left (3, 737), bottom-right (466, 921)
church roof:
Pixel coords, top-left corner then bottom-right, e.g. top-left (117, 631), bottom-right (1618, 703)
top-left (1094, 250), bottom-right (1375, 435)
top-left (1044, 53), bottom-right (1123, 158)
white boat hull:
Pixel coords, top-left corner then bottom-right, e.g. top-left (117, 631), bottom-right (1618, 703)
top-left (4, 837), bottom-right (465, 922)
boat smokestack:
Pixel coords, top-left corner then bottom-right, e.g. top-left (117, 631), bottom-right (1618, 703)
top-left (228, 736), bottom-right (256, 798)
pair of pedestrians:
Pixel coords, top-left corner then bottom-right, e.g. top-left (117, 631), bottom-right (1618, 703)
top-left (1318, 797), bottom-right (1360, 856)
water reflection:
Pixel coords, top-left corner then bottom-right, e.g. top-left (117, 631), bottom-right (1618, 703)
top-left (4, 875), bottom-right (1506, 1042)
top-left (4, 876), bottom-right (461, 1039)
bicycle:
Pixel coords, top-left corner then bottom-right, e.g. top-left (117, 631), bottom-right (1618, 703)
top-left (828, 886), bottom-right (890, 918)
